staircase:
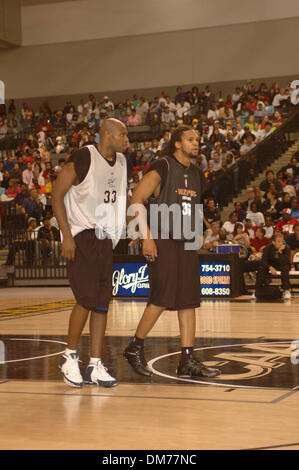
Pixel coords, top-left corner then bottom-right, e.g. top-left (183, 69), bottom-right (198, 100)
top-left (221, 134), bottom-right (299, 221)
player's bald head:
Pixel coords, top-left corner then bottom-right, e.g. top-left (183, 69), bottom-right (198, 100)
top-left (100, 118), bottom-right (126, 138)
top-left (99, 118), bottom-right (129, 153)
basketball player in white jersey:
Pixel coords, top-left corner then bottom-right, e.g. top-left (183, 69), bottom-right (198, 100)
top-left (52, 119), bottom-right (129, 388)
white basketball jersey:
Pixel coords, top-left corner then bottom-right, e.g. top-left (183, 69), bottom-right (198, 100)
top-left (64, 145), bottom-right (127, 248)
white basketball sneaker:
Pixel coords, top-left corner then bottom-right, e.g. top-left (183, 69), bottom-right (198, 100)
top-left (85, 359), bottom-right (117, 388)
top-left (59, 352), bottom-right (83, 388)
top-left (283, 290), bottom-right (291, 300)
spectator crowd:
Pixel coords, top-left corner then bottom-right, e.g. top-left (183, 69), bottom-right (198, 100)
top-left (0, 78), bottom-right (298, 268)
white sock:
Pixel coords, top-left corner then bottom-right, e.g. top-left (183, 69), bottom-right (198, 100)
top-left (89, 357), bottom-right (101, 365)
top-left (65, 347), bottom-right (77, 356)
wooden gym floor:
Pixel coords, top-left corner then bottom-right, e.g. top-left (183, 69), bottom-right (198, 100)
top-left (1, 286), bottom-right (299, 450)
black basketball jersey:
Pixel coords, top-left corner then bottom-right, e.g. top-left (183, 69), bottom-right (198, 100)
top-left (147, 156), bottom-right (207, 241)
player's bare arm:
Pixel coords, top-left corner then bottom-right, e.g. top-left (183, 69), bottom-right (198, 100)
top-left (52, 162), bottom-right (78, 261)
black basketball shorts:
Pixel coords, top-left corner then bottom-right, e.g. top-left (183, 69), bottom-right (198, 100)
top-left (147, 238), bottom-right (201, 310)
top-left (66, 229), bottom-right (113, 312)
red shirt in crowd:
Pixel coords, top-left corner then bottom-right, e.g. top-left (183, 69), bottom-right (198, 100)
top-left (275, 219), bottom-right (299, 235)
top-left (251, 236), bottom-right (271, 252)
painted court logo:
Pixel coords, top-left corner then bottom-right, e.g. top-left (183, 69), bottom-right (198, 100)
top-left (149, 341), bottom-right (299, 388)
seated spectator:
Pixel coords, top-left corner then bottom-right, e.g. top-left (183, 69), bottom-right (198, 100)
top-left (6, 179), bottom-right (21, 199)
top-left (232, 201), bottom-right (246, 222)
top-left (262, 191), bottom-right (280, 220)
top-left (276, 191), bottom-right (292, 214)
top-left (222, 212), bottom-right (238, 238)
top-left (161, 106), bottom-right (175, 125)
top-left (264, 100), bottom-right (275, 116)
top-left (290, 198), bottom-right (299, 219)
top-left (242, 187), bottom-right (263, 212)
top-left (272, 110), bottom-right (284, 127)
top-left (286, 223), bottom-right (299, 268)
top-left (254, 102), bottom-right (267, 121)
top-left (5, 217), bottom-right (40, 266)
top-left (22, 188), bottom-right (42, 224)
top-left (37, 217), bottom-right (60, 266)
top-left (127, 109), bottom-right (142, 127)
top-left (203, 198), bottom-right (221, 227)
top-left (275, 208), bottom-right (299, 236)
top-left (159, 131), bottom-right (170, 151)
top-left (232, 222), bottom-right (250, 257)
top-left (22, 162), bottom-right (33, 186)
top-left (259, 122), bottom-right (275, 140)
top-left (1, 170), bottom-right (11, 190)
top-left (254, 232), bottom-right (291, 299)
top-left (10, 163), bottom-right (22, 183)
top-left (246, 201), bottom-right (265, 227)
top-left (250, 227), bottom-right (271, 259)
top-left (263, 215), bottom-right (275, 239)
top-left (240, 134), bottom-right (256, 156)
top-left (259, 170), bottom-right (282, 193)
top-left (176, 98), bottom-right (191, 119)
top-left (210, 152), bottom-right (222, 172)
top-left (272, 88), bottom-right (289, 107)
top-left (244, 218), bottom-right (255, 240)
top-left (203, 221), bottom-right (220, 250)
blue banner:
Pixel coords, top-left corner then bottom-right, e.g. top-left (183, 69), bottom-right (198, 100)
top-left (112, 261), bottom-right (232, 297)
top-left (112, 263), bottom-right (149, 297)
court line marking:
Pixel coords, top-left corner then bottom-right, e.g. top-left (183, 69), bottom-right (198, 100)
top-left (271, 385), bottom-right (299, 403)
top-left (0, 390), bottom-right (272, 404)
top-left (0, 338), bottom-right (66, 364)
top-left (246, 442), bottom-right (299, 450)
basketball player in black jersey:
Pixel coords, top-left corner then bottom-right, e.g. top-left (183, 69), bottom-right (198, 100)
top-left (53, 119), bottom-right (130, 388)
top-left (124, 126), bottom-right (221, 379)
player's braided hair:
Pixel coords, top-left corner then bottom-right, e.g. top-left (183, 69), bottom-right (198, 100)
top-left (160, 125), bottom-right (192, 158)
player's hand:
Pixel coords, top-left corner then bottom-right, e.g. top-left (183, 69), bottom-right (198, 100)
top-left (143, 238), bottom-right (157, 262)
top-left (62, 236), bottom-right (76, 261)
top-left (128, 237), bottom-right (140, 246)
top-left (269, 266), bottom-right (277, 275)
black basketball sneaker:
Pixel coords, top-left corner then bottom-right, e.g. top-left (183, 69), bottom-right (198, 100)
top-left (177, 355), bottom-right (220, 378)
top-left (123, 342), bottom-right (153, 377)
